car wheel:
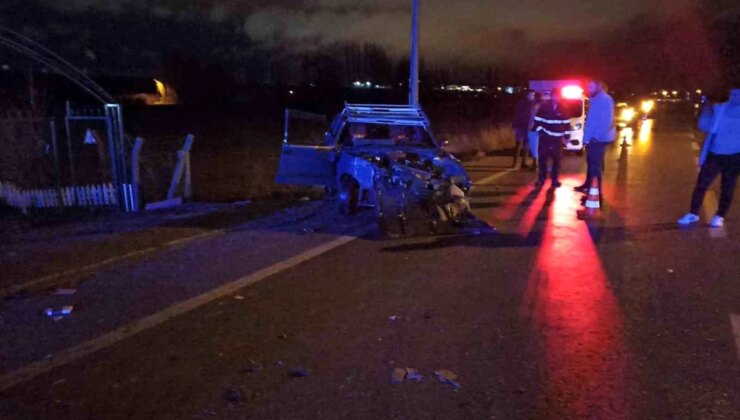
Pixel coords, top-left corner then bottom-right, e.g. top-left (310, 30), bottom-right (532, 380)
top-left (338, 177), bottom-right (359, 216)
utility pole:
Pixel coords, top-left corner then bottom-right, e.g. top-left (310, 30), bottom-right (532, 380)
top-left (409, 0), bottom-right (420, 106)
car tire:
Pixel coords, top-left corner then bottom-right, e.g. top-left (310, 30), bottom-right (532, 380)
top-left (338, 177), bottom-right (359, 216)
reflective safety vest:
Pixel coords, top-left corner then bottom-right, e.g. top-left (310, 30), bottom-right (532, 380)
top-left (533, 102), bottom-right (570, 140)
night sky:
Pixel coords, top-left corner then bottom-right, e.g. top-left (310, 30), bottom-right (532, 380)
top-left (2, 0), bottom-right (737, 89)
top-left (47, 0), bottom-right (700, 65)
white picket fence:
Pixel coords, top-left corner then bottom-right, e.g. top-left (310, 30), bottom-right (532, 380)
top-left (0, 181), bottom-right (123, 212)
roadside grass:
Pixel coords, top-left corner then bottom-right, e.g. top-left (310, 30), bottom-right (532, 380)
top-left (438, 122), bottom-right (514, 159)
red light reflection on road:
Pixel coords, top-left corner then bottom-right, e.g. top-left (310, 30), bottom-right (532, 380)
top-left (522, 177), bottom-right (629, 417)
top-left (490, 184), bottom-right (534, 223)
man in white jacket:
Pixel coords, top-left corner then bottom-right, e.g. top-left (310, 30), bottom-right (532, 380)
top-left (678, 87), bottom-right (740, 228)
top-left (575, 80), bottom-right (616, 194)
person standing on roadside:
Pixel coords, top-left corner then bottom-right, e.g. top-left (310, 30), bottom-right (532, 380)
top-left (678, 87), bottom-right (740, 228)
top-left (512, 90), bottom-right (536, 169)
top-left (575, 80), bottom-right (616, 193)
top-left (533, 91), bottom-right (570, 188)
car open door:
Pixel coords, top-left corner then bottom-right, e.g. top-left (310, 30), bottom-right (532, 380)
top-left (275, 144), bottom-right (335, 186)
top-left (275, 109), bottom-right (335, 186)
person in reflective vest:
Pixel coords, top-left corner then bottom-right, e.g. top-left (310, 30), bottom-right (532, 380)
top-left (533, 91), bottom-right (570, 188)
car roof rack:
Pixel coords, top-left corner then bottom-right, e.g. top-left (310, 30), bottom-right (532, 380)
top-left (343, 103), bottom-right (430, 127)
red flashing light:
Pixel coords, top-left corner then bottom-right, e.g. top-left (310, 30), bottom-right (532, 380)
top-left (562, 85), bottom-right (584, 100)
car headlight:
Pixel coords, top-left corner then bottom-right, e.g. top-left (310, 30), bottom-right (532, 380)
top-left (620, 108), bottom-right (636, 122)
top-left (641, 100), bottom-right (655, 113)
top-left (571, 123), bottom-right (582, 130)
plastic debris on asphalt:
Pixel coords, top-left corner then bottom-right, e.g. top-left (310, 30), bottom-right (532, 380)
top-left (52, 288), bottom-right (77, 296)
top-left (245, 358), bottom-right (263, 373)
top-left (434, 369), bottom-right (461, 388)
top-left (391, 367), bottom-right (423, 384)
top-left (43, 306), bottom-right (74, 321)
top-left (391, 367), bottom-right (407, 384)
top-left (245, 364), bottom-right (263, 373)
top-left (224, 387), bottom-right (243, 402)
top-left (389, 315), bottom-right (401, 321)
top-left (405, 368), bottom-right (423, 382)
top-left (289, 368), bottom-right (310, 378)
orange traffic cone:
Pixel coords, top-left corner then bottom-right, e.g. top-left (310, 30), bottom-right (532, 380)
top-left (577, 180), bottom-right (600, 220)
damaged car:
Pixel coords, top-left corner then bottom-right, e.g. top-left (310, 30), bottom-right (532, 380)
top-left (275, 103), bottom-right (492, 237)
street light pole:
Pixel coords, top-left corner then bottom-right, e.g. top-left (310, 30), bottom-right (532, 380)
top-left (409, 0), bottom-right (420, 106)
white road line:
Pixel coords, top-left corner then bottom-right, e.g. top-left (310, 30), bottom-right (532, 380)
top-left (0, 231), bottom-right (367, 392)
top-left (0, 230), bottom-right (225, 298)
top-left (691, 142), bottom-right (700, 151)
top-left (730, 314), bottom-right (740, 361)
top-left (476, 169), bottom-right (515, 186)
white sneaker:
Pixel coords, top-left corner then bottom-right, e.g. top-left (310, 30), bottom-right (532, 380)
top-left (677, 213), bottom-right (700, 225)
top-left (709, 215), bottom-right (725, 228)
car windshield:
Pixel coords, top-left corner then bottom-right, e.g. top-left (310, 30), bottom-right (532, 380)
top-left (559, 99), bottom-right (585, 119)
top-left (341, 123), bottom-right (435, 148)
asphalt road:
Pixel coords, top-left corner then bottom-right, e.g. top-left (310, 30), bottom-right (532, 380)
top-left (1, 118), bottom-right (739, 419)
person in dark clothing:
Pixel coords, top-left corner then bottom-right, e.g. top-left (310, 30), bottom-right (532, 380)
top-left (533, 91), bottom-right (570, 188)
top-left (678, 87), bottom-right (740, 228)
top-left (512, 91), bottom-right (536, 168)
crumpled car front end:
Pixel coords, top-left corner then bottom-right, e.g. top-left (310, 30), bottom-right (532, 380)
top-left (355, 150), bottom-right (491, 237)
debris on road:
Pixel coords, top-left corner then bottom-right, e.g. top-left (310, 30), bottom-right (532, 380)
top-left (245, 364), bottom-right (263, 373)
top-left (232, 295), bottom-right (246, 300)
top-left (223, 386), bottom-right (243, 402)
top-left (289, 368), bottom-right (310, 378)
top-left (51, 288), bottom-right (77, 296)
top-left (244, 358), bottom-right (263, 373)
top-left (299, 196), bottom-right (311, 202)
top-left (667, 269), bottom-right (675, 274)
top-left (434, 369), bottom-right (461, 389)
top-left (391, 367), bottom-right (407, 384)
top-left (391, 367), bottom-right (423, 384)
top-left (43, 305), bottom-right (74, 321)
top-left (405, 368), bottom-right (423, 382)
top-left (389, 315), bottom-right (401, 321)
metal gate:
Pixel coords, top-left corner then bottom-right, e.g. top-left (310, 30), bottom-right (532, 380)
top-left (64, 102), bottom-right (134, 211)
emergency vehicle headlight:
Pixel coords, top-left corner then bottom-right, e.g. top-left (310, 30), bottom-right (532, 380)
top-left (562, 85), bottom-right (584, 99)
